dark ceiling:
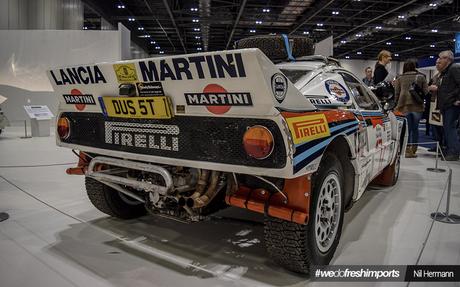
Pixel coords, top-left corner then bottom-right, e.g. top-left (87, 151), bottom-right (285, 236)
top-left (82, 0), bottom-right (460, 60)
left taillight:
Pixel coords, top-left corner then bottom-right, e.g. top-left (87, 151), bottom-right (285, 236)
top-left (57, 116), bottom-right (70, 140)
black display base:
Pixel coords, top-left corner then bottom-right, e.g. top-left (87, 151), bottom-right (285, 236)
top-left (0, 212), bottom-right (9, 222)
top-left (426, 167), bottom-right (446, 173)
top-left (430, 212), bottom-right (460, 224)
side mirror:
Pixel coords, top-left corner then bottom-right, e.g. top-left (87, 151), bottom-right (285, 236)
top-left (383, 102), bottom-right (390, 111)
top-left (373, 81), bottom-right (394, 101)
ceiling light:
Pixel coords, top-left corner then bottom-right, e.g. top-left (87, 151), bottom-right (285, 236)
top-left (303, 31), bottom-right (310, 35)
top-left (405, 36), bottom-right (411, 40)
top-left (192, 19), bottom-right (199, 23)
top-left (332, 11), bottom-right (339, 15)
top-left (429, 3), bottom-right (437, 7)
top-left (193, 28), bottom-right (200, 31)
top-left (250, 29), bottom-right (256, 33)
top-left (256, 21), bottom-right (262, 24)
top-left (398, 15), bottom-right (405, 19)
top-left (431, 29), bottom-right (438, 33)
top-left (394, 53), bottom-right (399, 56)
top-left (262, 8), bottom-right (270, 13)
top-left (138, 27), bottom-right (144, 31)
top-left (317, 23), bottom-right (324, 26)
top-left (430, 44), bottom-right (435, 48)
top-left (386, 42), bottom-right (392, 45)
top-left (345, 56), bottom-right (350, 59)
top-left (375, 26), bottom-right (382, 29)
top-left (357, 51), bottom-right (362, 55)
top-left (159, 51), bottom-right (164, 54)
top-left (117, 4), bottom-right (125, 9)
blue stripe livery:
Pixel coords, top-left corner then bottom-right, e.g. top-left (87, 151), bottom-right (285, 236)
top-left (293, 119), bottom-right (359, 174)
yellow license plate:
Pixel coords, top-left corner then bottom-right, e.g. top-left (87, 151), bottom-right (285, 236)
top-left (102, 96), bottom-right (173, 119)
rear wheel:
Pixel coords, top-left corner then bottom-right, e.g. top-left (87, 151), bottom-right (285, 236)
top-left (85, 177), bottom-right (146, 219)
top-left (264, 153), bottom-right (345, 273)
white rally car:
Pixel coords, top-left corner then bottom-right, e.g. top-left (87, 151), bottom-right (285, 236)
top-left (48, 48), bottom-right (407, 274)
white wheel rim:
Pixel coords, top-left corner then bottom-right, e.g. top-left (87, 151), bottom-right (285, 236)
top-left (315, 173), bottom-right (342, 253)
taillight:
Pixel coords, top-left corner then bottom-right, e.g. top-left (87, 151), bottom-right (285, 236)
top-left (242, 125), bottom-right (274, 159)
top-left (57, 117), bottom-right (70, 140)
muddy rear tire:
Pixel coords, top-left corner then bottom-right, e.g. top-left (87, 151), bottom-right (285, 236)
top-left (85, 177), bottom-right (146, 219)
top-left (264, 153), bottom-right (345, 273)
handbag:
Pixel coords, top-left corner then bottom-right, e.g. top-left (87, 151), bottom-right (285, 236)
top-left (408, 74), bottom-right (425, 104)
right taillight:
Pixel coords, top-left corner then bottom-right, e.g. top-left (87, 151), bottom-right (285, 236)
top-left (57, 117), bottom-right (70, 140)
top-left (242, 125), bottom-right (274, 159)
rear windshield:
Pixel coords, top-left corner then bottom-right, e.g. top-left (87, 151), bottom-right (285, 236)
top-left (280, 69), bottom-right (312, 84)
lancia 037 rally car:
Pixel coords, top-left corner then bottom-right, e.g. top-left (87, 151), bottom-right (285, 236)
top-left (48, 42), bottom-right (407, 274)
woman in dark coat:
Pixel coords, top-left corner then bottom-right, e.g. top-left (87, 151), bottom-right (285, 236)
top-left (374, 50), bottom-right (392, 85)
top-left (394, 59), bottom-right (428, 158)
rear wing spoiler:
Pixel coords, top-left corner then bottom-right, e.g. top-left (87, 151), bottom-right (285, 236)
top-left (47, 49), bottom-right (315, 117)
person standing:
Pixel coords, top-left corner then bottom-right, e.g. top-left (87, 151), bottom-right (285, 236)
top-left (374, 50), bottom-right (392, 85)
top-left (394, 59), bottom-right (428, 158)
top-left (429, 50), bottom-right (460, 161)
top-left (427, 67), bottom-right (444, 152)
top-left (362, 67), bottom-right (374, 86)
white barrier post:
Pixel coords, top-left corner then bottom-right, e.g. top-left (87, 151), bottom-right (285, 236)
top-left (430, 169), bottom-right (460, 224)
top-left (20, 120), bottom-right (32, 139)
top-left (426, 142), bottom-right (446, 173)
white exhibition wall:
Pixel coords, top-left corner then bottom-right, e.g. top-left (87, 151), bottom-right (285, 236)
top-left (0, 24), bottom-right (132, 123)
top-left (314, 36), bottom-right (333, 57)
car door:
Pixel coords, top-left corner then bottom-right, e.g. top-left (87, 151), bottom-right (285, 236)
top-left (338, 72), bottom-right (392, 196)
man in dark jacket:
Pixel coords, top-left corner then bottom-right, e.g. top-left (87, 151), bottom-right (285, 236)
top-left (429, 50), bottom-right (460, 160)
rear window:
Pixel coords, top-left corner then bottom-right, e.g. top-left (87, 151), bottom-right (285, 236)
top-left (280, 69), bottom-right (312, 84)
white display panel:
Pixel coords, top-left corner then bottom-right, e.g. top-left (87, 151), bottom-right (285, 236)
top-left (24, 105), bottom-right (53, 119)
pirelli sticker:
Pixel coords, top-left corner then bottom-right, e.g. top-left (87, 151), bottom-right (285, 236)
top-left (286, 114), bottom-right (330, 145)
top-left (113, 63), bottom-right (138, 83)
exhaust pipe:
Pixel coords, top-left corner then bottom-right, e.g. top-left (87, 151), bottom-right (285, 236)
top-left (188, 171), bottom-right (222, 208)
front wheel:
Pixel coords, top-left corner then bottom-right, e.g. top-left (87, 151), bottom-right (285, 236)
top-left (264, 153), bottom-right (345, 273)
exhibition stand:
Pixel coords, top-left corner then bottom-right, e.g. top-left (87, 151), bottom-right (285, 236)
top-left (23, 105), bottom-right (53, 137)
